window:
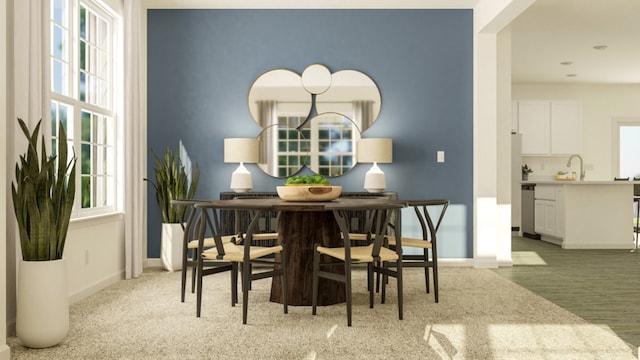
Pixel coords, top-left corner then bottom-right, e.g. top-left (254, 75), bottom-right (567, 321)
top-left (276, 116), bottom-right (310, 177)
top-left (303, 114), bottom-right (356, 177)
top-left (614, 119), bottom-right (640, 179)
top-left (50, 0), bottom-right (120, 217)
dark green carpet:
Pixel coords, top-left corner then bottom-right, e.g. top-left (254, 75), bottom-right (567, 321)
top-left (493, 236), bottom-right (640, 348)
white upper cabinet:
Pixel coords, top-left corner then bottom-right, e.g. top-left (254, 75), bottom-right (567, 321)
top-left (550, 101), bottom-right (582, 155)
top-left (513, 100), bottom-right (582, 155)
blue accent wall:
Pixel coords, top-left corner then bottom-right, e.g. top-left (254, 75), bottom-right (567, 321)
top-left (147, 9), bottom-right (473, 259)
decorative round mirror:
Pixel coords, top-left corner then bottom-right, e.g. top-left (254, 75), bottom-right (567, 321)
top-left (315, 70), bottom-right (381, 133)
top-left (247, 69), bottom-right (311, 128)
top-left (247, 65), bottom-right (380, 178)
top-left (256, 124), bottom-right (309, 178)
top-left (301, 64), bottom-right (332, 95)
top-left (300, 113), bottom-right (361, 177)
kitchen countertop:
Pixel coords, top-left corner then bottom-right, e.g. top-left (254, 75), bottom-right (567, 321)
top-left (522, 180), bottom-right (640, 185)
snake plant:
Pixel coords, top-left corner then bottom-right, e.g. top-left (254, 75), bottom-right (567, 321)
top-left (12, 118), bottom-right (77, 261)
top-left (145, 147), bottom-right (199, 223)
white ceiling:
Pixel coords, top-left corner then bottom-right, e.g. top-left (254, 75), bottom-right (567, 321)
top-left (511, 0), bottom-right (640, 84)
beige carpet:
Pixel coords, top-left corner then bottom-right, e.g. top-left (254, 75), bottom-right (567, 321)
top-left (8, 267), bottom-right (637, 359)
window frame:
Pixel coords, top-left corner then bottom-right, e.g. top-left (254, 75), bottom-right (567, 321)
top-left (49, 0), bottom-right (122, 219)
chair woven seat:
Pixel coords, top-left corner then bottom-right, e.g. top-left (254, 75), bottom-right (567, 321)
top-left (317, 244), bottom-right (398, 263)
top-left (202, 243), bottom-right (283, 262)
top-left (187, 235), bottom-right (235, 249)
top-left (386, 235), bottom-right (432, 249)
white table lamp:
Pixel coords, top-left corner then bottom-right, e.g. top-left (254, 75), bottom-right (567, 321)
top-left (224, 138), bottom-right (259, 193)
top-left (357, 138), bottom-right (393, 193)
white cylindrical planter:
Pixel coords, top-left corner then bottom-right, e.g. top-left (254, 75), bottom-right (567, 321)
top-left (17, 259), bottom-right (69, 348)
top-left (161, 223), bottom-right (184, 271)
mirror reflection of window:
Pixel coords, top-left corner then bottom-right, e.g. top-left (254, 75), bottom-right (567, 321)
top-left (257, 120), bottom-right (309, 178)
top-left (302, 113), bottom-right (360, 177)
top-left (277, 116), bottom-right (309, 177)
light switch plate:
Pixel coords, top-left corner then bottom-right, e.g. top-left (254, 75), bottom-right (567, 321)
top-left (437, 151), bottom-right (445, 163)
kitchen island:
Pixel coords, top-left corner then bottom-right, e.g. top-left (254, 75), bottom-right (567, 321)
top-left (523, 180), bottom-right (638, 249)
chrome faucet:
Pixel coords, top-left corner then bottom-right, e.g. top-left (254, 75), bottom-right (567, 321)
top-left (566, 154), bottom-right (585, 181)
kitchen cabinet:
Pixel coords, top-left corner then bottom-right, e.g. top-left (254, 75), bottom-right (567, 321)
top-left (534, 185), bottom-right (564, 241)
top-left (528, 181), bottom-right (634, 249)
top-left (513, 100), bottom-right (582, 155)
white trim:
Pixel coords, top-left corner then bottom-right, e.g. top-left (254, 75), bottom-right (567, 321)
top-left (68, 271), bottom-right (123, 304)
top-left (141, 0), bottom-right (476, 10)
top-left (1, 0), bottom-right (10, 354)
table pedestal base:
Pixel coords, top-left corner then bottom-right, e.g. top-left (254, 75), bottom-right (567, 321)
top-left (270, 211), bottom-right (346, 306)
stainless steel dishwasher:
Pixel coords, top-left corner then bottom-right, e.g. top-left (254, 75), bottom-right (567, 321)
top-left (521, 184), bottom-right (539, 239)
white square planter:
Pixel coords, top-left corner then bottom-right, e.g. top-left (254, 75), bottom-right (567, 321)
top-left (161, 223), bottom-right (184, 271)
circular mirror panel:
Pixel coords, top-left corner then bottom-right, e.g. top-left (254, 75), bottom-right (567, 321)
top-left (315, 70), bottom-right (381, 133)
top-left (256, 124), bottom-right (309, 178)
top-left (248, 69), bottom-right (311, 128)
top-left (301, 64), bottom-right (332, 95)
top-left (300, 113), bottom-right (361, 177)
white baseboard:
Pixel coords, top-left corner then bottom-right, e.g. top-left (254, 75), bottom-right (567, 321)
top-left (438, 258), bottom-right (475, 267)
top-left (145, 258), bottom-right (163, 269)
top-left (69, 271), bottom-right (124, 304)
top-left (0, 344), bottom-right (11, 360)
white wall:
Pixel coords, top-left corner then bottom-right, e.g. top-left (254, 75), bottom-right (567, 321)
top-left (1, 0), bottom-right (10, 357)
top-left (65, 216), bottom-right (126, 303)
top-left (513, 83), bottom-right (640, 181)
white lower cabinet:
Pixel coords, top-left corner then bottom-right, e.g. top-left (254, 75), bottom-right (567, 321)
top-left (534, 185), bottom-right (564, 239)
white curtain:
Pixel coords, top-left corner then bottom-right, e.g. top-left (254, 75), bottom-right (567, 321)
top-left (123, 0), bottom-right (144, 279)
top-left (14, 0), bottom-right (48, 131)
top-left (353, 100), bottom-right (374, 133)
top-left (257, 101), bottom-right (278, 173)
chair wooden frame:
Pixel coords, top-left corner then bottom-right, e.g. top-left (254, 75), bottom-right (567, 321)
top-left (385, 199), bottom-right (449, 303)
top-left (171, 199), bottom-right (236, 303)
top-left (312, 202), bottom-right (404, 326)
top-left (194, 202), bottom-right (288, 324)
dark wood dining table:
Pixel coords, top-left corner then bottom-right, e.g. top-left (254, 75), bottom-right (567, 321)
top-left (208, 197), bottom-right (405, 306)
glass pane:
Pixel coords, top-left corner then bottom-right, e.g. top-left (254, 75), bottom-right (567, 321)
top-left (90, 13), bottom-right (97, 44)
top-left (50, 102), bottom-right (58, 137)
top-left (96, 146), bottom-right (106, 175)
top-left (51, 139), bottom-right (57, 158)
top-left (81, 176), bottom-right (91, 208)
top-left (81, 144), bottom-right (91, 174)
top-left (53, 0), bottom-right (67, 26)
top-left (98, 18), bottom-right (108, 49)
top-left (95, 176), bottom-right (105, 207)
top-left (80, 40), bottom-right (86, 70)
top-left (90, 46), bottom-right (96, 74)
top-left (81, 111), bottom-right (91, 142)
top-left (59, 103), bottom-right (68, 135)
top-left (80, 6), bottom-right (86, 39)
top-left (300, 140), bottom-right (310, 152)
top-left (53, 26), bottom-right (66, 59)
top-left (79, 72), bottom-right (86, 101)
top-left (52, 60), bottom-right (67, 95)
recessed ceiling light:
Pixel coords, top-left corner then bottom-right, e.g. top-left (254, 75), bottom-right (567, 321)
top-left (566, 74), bottom-right (577, 77)
top-left (560, 61), bottom-right (573, 65)
top-left (593, 45), bottom-right (608, 50)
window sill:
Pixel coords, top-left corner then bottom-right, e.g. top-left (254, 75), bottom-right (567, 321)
top-left (70, 211), bottom-right (125, 227)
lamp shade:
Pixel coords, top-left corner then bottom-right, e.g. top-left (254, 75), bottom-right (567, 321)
top-left (224, 138), bottom-right (259, 163)
top-left (357, 138), bottom-right (392, 163)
